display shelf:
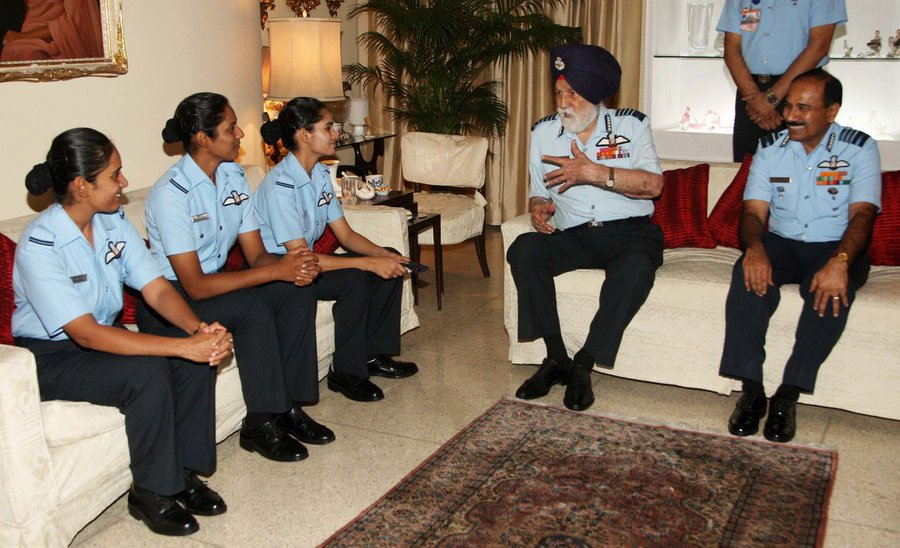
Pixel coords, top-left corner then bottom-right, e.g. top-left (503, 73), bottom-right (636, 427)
top-left (642, 0), bottom-right (900, 168)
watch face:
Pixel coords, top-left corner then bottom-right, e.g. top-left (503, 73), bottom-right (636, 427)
top-left (606, 178), bottom-right (615, 188)
top-left (767, 92), bottom-right (778, 105)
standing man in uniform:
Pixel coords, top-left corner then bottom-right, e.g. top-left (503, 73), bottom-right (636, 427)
top-left (717, 0), bottom-right (846, 161)
top-left (508, 44), bottom-right (664, 412)
top-left (720, 69), bottom-right (881, 443)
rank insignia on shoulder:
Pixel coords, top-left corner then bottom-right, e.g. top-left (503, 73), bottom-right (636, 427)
top-left (838, 128), bottom-right (870, 147)
top-left (614, 108), bottom-right (646, 122)
top-left (531, 113), bottom-right (558, 131)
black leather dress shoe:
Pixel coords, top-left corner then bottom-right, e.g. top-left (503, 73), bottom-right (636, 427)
top-left (239, 420), bottom-right (308, 461)
top-left (728, 392), bottom-right (768, 437)
top-left (175, 470), bottom-right (227, 516)
top-left (563, 363), bottom-right (594, 411)
top-left (368, 355), bottom-right (419, 379)
top-left (515, 357), bottom-right (571, 400)
top-left (128, 484), bottom-right (199, 536)
top-left (278, 406), bottom-right (336, 445)
top-left (327, 370), bottom-right (385, 402)
top-left (763, 396), bottom-right (797, 443)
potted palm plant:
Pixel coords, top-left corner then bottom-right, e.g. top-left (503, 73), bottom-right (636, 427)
top-left (345, 0), bottom-right (582, 138)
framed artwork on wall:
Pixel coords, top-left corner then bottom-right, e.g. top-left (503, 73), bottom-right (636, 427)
top-left (0, 0), bottom-right (127, 83)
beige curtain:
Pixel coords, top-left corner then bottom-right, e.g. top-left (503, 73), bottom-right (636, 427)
top-left (486, 0), bottom-right (644, 224)
top-left (358, 1), bottom-right (644, 215)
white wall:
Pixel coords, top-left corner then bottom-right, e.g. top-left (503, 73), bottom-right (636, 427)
top-left (0, 0), bottom-right (264, 220)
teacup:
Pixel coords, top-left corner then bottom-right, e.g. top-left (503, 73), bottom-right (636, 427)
top-left (366, 174), bottom-right (390, 195)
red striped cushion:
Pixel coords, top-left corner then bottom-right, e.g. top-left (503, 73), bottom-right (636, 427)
top-left (708, 154), bottom-right (753, 249)
top-left (651, 163), bottom-right (716, 249)
top-left (313, 226), bottom-right (340, 255)
top-left (0, 233), bottom-right (16, 345)
top-left (868, 170), bottom-right (900, 266)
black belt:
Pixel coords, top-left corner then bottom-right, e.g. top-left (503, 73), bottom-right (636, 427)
top-left (566, 216), bottom-right (650, 230)
top-left (751, 73), bottom-right (783, 86)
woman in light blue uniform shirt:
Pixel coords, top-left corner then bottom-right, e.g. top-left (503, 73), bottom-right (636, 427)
top-left (256, 97), bottom-right (418, 404)
top-left (13, 128), bottom-right (233, 537)
top-left (140, 92), bottom-right (333, 464)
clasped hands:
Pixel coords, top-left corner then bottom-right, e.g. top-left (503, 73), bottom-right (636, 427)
top-left (185, 321), bottom-right (233, 366)
top-left (279, 246), bottom-right (321, 286)
top-left (743, 247), bottom-right (849, 317)
top-left (743, 90), bottom-right (782, 131)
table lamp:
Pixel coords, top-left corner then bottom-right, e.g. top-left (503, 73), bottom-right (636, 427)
top-left (347, 98), bottom-right (369, 136)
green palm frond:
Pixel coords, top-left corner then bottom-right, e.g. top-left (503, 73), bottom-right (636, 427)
top-left (346, 0), bottom-right (581, 138)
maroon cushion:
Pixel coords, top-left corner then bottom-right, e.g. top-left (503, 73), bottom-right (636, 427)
top-left (224, 243), bottom-right (246, 272)
top-left (708, 154), bottom-right (754, 249)
top-left (868, 170), bottom-right (900, 266)
top-left (0, 233), bottom-right (15, 345)
top-left (650, 163), bottom-right (716, 249)
top-left (313, 226), bottom-right (340, 255)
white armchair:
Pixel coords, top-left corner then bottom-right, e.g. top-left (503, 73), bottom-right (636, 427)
top-left (400, 132), bottom-right (491, 278)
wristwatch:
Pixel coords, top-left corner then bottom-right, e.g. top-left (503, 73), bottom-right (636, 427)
top-left (833, 251), bottom-right (849, 263)
top-left (605, 167), bottom-right (616, 189)
top-left (766, 90), bottom-right (778, 105)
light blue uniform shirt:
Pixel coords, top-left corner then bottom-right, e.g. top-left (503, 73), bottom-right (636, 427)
top-left (744, 123), bottom-right (881, 242)
top-left (716, 0), bottom-right (846, 75)
top-left (12, 204), bottom-right (161, 340)
top-left (146, 155), bottom-right (259, 279)
top-left (254, 153), bottom-right (343, 254)
top-left (529, 105), bottom-right (661, 231)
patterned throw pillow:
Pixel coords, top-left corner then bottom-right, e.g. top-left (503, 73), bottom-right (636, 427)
top-left (313, 226), bottom-right (340, 255)
top-left (650, 163), bottom-right (716, 249)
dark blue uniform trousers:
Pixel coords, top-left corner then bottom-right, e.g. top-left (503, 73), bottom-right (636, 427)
top-left (313, 251), bottom-right (403, 377)
top-left (507, 221), bottom-right (664, 368)
top-left (17, 328), bottom-right (215, 496)
top-left (719, 232), bottom-right (870, 392)
top-left (137, 280), bottom-right (318, 413)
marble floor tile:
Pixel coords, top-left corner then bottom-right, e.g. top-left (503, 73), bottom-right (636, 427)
top-left (71, 227), bottom-right (900, 547)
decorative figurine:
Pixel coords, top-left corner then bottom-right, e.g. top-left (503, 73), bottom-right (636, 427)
top-left (866, 30), bottom-right (882, 56)
top-left (887, 29), bottom-right (900, 58)
top-left (704, 110), bottom-right (721, 130)
top-left (843, 39), bottom-right (853, 58)
top-left (680, 106), bottom-right (692, 131)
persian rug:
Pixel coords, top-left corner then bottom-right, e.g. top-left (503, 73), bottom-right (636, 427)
top-left (322, 399), bottom-right (837, 547)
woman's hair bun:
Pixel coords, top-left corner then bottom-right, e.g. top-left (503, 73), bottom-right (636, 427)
top-left (161, 118), bottom-right (181, 143)
top-left (25, 162), bottom-right (54, 195)
top-left (260, 119), bottom-right (283, 145)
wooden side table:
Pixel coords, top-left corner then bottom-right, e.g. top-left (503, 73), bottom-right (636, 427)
top-left (407, 212), bottom-right (443, 310)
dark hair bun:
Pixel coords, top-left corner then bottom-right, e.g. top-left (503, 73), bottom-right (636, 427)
top-left (25, 162), bottom-right (54, 195)
top-left (161, 118), bottom-right (181, 143)
top-left (260, 119), bottom-right (283, 145)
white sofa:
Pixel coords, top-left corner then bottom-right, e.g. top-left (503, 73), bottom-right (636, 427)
top-left (502, 160), bottom-right (900, 421)
top-left (0, 166), bottom-right (419, 546)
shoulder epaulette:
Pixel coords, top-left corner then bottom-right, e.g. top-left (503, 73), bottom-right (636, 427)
top-left (838, 128), bottom-right (870, 147)
top-left (614, 108), bottom-right (646, 122)
top-left (759, 131), bottom-right (781, 149)
top-left (168, 177), bottom-right (189, 194)
top-left (531, 113), bottom-right (558, 131)
top-left (27, 225), bottom-right (54, 247)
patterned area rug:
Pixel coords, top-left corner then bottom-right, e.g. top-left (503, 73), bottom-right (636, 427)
top-left (323, 399), bottom-right (836, 547)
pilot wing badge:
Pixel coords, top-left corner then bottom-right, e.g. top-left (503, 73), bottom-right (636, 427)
top-left (318, 191), bottom-right (334, 207)
top-left (223, 190), bottom-right (250, 206)
top-left (105, 241), bottom-right (126, 264)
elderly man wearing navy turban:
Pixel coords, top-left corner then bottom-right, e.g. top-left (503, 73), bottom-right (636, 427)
top-left (507, 44), bottom-right (665, 411)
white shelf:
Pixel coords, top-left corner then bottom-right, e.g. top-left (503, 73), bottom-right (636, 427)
top-left (642, 0), bottom-right (900, 169)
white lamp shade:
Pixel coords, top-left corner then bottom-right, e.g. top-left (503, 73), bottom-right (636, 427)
top-left (267, 18), bottom-right (343, 102)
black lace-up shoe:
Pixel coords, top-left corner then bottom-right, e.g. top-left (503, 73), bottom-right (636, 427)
top-left (128, 484), bottom-right (198, 536)
top-left (239, 419), bottom-right (308, 461)
top-left (728, 392), bottom-right (768, 437)
top-left (515, 357), bottom-right (571, 400)
top-left (278, 406), bottom-right (336, 445)
top-left (175, 470), bottom-right (226, 516)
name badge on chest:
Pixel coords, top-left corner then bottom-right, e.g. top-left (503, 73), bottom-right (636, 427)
top-left (191, 213), bottom-right (210, 223)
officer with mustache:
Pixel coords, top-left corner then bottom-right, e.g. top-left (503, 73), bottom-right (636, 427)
top-left (720, 68), bottom-right (881, 443)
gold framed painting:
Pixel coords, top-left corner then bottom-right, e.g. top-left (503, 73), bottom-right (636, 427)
top-left (0, 0), bottom-right (127, 83)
